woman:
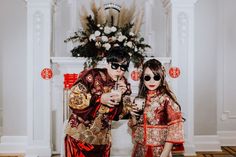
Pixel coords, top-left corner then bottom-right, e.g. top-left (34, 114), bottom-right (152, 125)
top-left (129, 59), bottom-right (184, 157)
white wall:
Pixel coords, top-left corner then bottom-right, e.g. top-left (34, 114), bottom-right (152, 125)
top-left (0, 0), bottom-right (27, 136)
top-left (217, 0), bottom-right (236, 131)
top-left (194, 0), bottom-right (218, 135)
top-left (195, 0), bottom-right (236, 137)
top-left (0, 29), bottom-right (3, 135)
top-left (152, 0), bottom-right (166, 57)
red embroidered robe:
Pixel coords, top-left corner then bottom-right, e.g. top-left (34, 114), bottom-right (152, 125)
top-left (130, 90), bottom-right (184, 157)
top-left (64, 68), bottom-right (131, 157)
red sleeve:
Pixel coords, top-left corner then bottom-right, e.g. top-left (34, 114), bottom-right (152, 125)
top-left (165, 98), bottom-right (184, 144)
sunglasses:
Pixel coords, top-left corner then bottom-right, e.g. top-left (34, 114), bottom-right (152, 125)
top-left (111, 62), bottom-right (128, 71)
top-left (144, 74), bottom-right (161, 81)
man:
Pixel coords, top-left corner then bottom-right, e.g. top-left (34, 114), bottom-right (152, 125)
top-left (65, 47), bottom-right (131, 157)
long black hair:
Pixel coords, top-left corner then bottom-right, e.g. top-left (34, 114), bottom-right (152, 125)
top-left (138, 59), bottom-right (181, 109)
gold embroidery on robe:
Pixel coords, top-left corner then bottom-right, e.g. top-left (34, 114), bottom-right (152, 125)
top-left (68, 83), bottom-right (91, 110)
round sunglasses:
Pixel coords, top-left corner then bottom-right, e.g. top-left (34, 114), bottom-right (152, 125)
top-left (144, 74), bottom-right (161, 81)
top-left (111, 62), bottom-right (128, 71)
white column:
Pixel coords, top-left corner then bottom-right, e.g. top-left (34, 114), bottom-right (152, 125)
top-left (161, 0), bottom-right (199, 156)
top-left (144, 0), bottom-right (155, 56)
top-left (26, 0), bottom-right (54, 156)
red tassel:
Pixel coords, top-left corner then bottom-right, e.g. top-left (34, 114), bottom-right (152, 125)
top-left (146, 146), bottom-right (153, 157)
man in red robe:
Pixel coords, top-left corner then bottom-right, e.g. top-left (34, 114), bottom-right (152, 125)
top-left (65, 47), bottom-right (131, 157)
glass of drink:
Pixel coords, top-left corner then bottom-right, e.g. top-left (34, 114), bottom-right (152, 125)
top-left (133, 97), bottom-right (145, 115)
top-left (111, 88), bottom-right (122, 103)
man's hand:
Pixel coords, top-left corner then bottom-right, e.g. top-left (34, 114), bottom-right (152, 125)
top-left (101, 92), bottom-right (120, 107)
top-left (117, 79), bottom-right (127, 94)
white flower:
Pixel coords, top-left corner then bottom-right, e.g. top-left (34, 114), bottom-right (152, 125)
top-left (89, 34), bottom-right (96, 41)
top-left (97, 24), bottom-right (101, 27)
top-left (118, 35), bottom-right (127, 42)
top-left (103, 43), bottom-right (111, 50)
top-left (134, 47), bottom-right (138, 52)
top-left (129, 32), bottom-right (135, 36)
top-left (127, 41), bottom-right (133, 48)
top-left (117, 32), bottom-right (122, 36)
top-left (99, 27), bottom-right (103, 30)
top-left (111, 26), bottom-right (117, 32)
top-left (95, 31), bottom-right (101, 37)
top-left (101, 36), bottom-right (108, 42)
top-left (114, 43), bottom-right (119, 47)
top-left (104, 26), bottom-right (111, 34)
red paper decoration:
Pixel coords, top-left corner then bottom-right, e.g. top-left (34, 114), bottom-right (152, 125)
top-left (169, 67), bottom-right (180, 78)
top-left (64, 73), bottom-right (79, 89)
top-left (41, 68), bottom-right (53, 80)
top-left (131, 69), bottom-right (141, 81)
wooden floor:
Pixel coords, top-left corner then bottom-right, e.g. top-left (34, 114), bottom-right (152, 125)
top-left (0, 146), bottom-right (235, 157)
top-left (175, 146), bottom-right (236, 157)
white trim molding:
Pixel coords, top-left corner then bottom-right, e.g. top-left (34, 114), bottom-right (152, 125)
top-left (0, 136), bottom-right (27, 153)
top-left (194, 131), bottom-right (236, 152)
top-left (194, 135), bottom-right (221, 152)
top-left (218, 131), bottom-right (236, 146)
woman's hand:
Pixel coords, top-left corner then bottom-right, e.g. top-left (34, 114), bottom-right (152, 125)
top-left (130, 105), bottom-right (141, 116)
top-left (160, 142), bottom-right (173, 157)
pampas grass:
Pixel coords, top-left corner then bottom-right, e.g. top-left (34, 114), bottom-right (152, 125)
top-left (132, 8), bottom-right (144, 35)
top-left (97, 0), bottom-right (106, 25)
top-left (79, 6), bottom-right (89, 31)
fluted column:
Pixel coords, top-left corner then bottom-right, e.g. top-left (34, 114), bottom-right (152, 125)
top-left (161, 0), bottom-right (199, 155)
top-left (26, 0), bottom-right (55, 156)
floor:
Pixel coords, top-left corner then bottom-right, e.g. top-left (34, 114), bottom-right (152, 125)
top-left (174, 146), bottom-right (236, 157)
top-left (191, 146), bottom-right (236, 157)
top-left (0, 146), bottom-right (235, 157)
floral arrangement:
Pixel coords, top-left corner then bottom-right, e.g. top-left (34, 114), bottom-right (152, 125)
top-left (64, 1), bottom-right (151, 68)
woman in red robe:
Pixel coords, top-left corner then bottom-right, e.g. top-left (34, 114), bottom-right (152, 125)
top-left (65, 47), bottom-right (131, 157)
top-left (129, 59), bottom-right (184, 157)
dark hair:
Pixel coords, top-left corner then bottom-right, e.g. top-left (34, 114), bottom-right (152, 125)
top-left (106, 47), bottom-right (130, 65)
top-left (138, 59), bottom-right (181, 110)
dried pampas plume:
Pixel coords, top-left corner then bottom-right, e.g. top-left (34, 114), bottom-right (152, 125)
top-left (97, 0), bottom-right (106, 25)
top-left (117, 0), bottom-right (136, 28)
top-left (133, 8), bottom-right (144, 35)
top-left (124, 0), bottom-right (136, 26)
top-left (117, 3), bottom-right (126, 27)
top-left (80, 0), bottom-right (139, 29)
top-left (90, 0), bottom-right (98, 24)
top-left (79, 6), bottom-right (89, 32)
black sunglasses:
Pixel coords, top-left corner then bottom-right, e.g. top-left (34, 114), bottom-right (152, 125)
top-left (144, 74), bottom-right (161, 81)
top-left (111, 62), bottom-right (128, 71)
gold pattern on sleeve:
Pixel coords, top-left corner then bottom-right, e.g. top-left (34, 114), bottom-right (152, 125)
top-left (68, 83), bottom-right (91, 110)
top-left (119, 96), bottom-right (134, 119)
